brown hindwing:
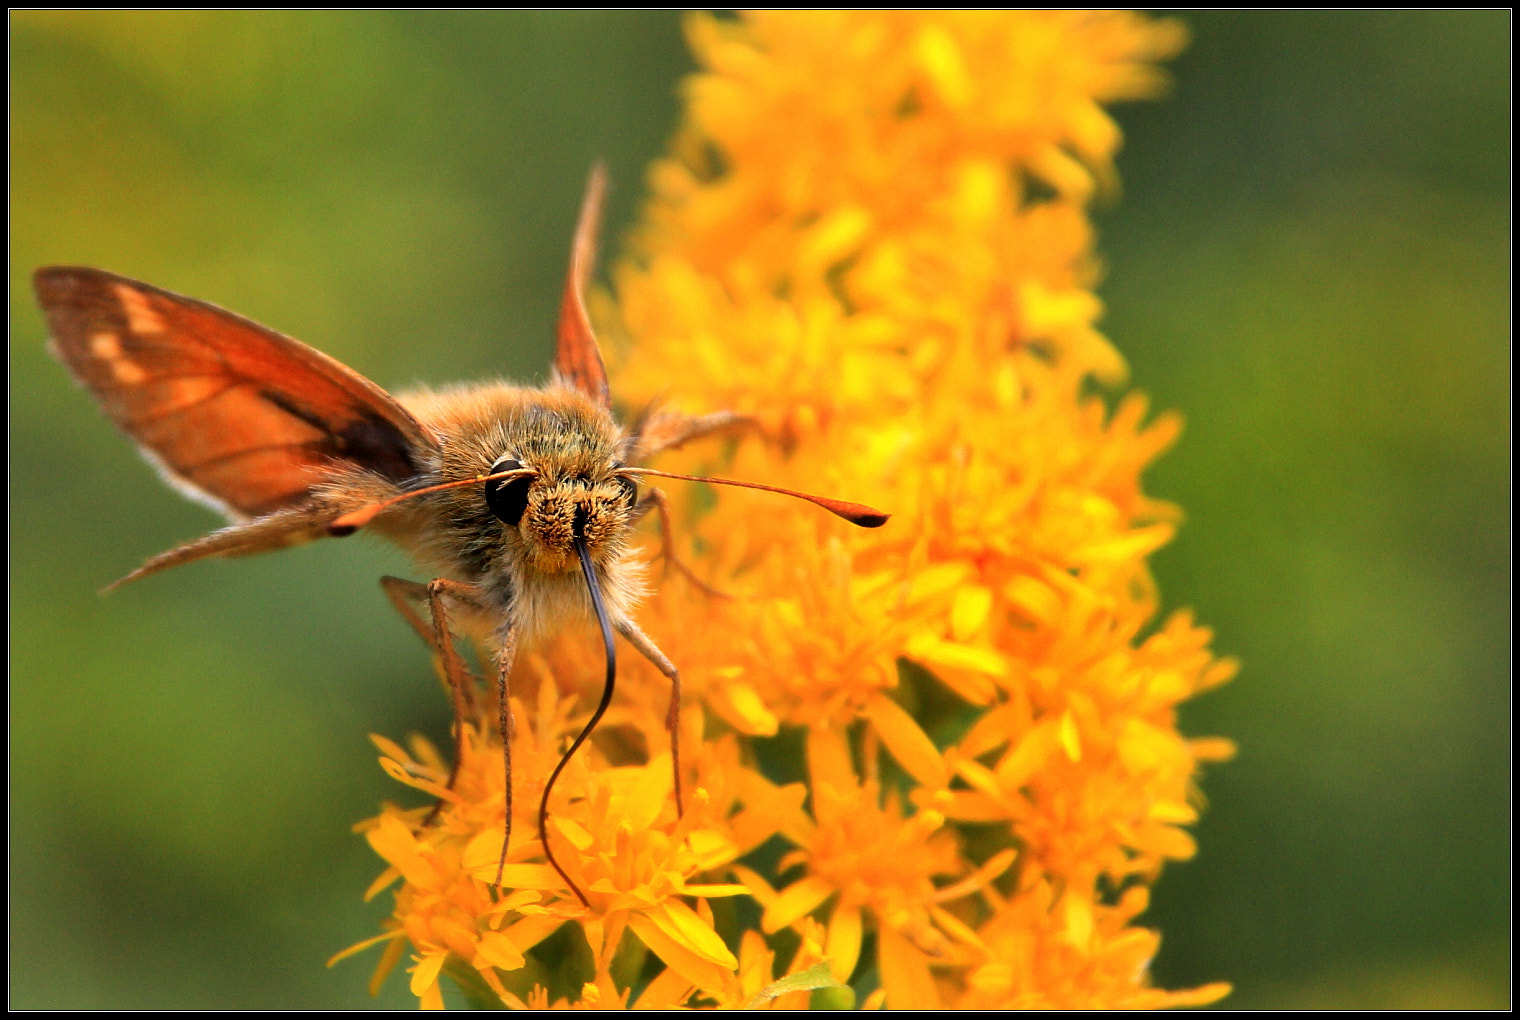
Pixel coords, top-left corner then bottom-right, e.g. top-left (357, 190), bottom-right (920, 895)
top-left (35, 267), bottom-right (436, 520)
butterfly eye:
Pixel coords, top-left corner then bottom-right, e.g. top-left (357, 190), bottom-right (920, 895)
top-left (617, 475), bottom-right (638, 509)
top-left (485, 457), bottom-right (533, 527)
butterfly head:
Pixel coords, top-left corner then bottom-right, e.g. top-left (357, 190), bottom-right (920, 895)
top-left (484, 453), bottom-right (637, 572)
top-left (474, 396), bottom-right (638, 574)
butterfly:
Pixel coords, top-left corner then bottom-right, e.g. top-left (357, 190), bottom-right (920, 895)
top-left (35, 165), bottom-right (888, 904)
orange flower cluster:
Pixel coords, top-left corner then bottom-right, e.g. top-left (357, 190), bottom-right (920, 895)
top-left (344, 10), bottom-right (1234, 1008)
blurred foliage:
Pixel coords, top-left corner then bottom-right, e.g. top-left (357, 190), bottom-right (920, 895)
top-left (8, 10), bottom-right (1509, 1009)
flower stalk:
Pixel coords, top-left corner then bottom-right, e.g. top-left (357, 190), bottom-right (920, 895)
top-left (341, 11), bottom-right (1234, 1009)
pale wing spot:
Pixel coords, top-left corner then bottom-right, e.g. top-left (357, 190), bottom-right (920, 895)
top-left (112, 282), bottom-right (165, 335)
top-left (110, 358), bottom-right (148, 385)
top-left (88, 329), bottom-right (148, 383)
top-left (89, 331), bottom-right (123, 358)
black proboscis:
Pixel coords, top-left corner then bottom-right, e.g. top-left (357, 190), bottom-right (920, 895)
top-left (539, 535), bottom-right (618, 907)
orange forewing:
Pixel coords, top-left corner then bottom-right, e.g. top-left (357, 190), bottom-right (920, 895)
top-left (35, 267), bottom-right (437, 520)
top-left (553, 163), bottom-right (612, 409)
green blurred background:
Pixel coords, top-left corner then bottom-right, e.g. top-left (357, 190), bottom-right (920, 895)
top-left (9, 11), bottom-right (1508, 1009)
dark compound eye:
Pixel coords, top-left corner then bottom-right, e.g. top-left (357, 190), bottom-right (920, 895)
top-left (617, 475), bottom-right (639, 509)
top-left (485, 457), bottom-right (532, 526)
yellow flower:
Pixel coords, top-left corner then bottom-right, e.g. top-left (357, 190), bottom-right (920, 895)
top-left (342, 11), bottom-right (1232, 1008)
top-left (739, 726), bottom-right (1010, 1009)
top-left (340, 682), bottom-right (773, 1008)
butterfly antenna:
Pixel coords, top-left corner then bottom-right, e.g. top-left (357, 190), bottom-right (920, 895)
top-left (539, 535), bottom-right (618, 908)
top-left (326, 469), bottom-right (535, 536)
top-left (619, 468), bottom-right (890, 528)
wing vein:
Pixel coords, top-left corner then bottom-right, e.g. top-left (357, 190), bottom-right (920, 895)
top-left (178, 442), bottom-right (331, 475)
top-left (118, 382), bottom-right (242, 426)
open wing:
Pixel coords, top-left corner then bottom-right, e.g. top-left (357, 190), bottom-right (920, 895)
top-left (553, 163), bottom-right (612, 409)
top-left (36, 266), bottom-right (437, 520)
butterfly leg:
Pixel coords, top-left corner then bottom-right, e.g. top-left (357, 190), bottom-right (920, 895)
top-left (380, 574), bottom-right (441, 651)
top-left (379, 575), bottom-right (486, 819)
top-left (424, 579), bottom-right (490, 815)
top-left (625, 408), bottom-right (756, 460)
top-left (613, 617), bottom-right (685, 816)
top-left (380, 576), bottom-right (480, 720)
top-left (491, 625), bottom-right (519, 887)
top-left (634, 486), bottom-right (731, 599)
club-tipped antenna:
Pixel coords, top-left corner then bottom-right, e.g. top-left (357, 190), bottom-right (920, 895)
top-left (539, 535), bottom-right (619, 907)
top-left (619, 468), bottom-right (890, 528)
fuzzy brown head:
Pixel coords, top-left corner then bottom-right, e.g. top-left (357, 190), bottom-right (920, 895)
top-left (465, 395), bottom-right (638, 573)
top-left (486, 458), bottom-right (637, 572)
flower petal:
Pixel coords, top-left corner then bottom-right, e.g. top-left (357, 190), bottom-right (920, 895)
top-left (866, 692), bottom-right (949, 788)
top-left (763, 876), bottom-right (837, 933)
